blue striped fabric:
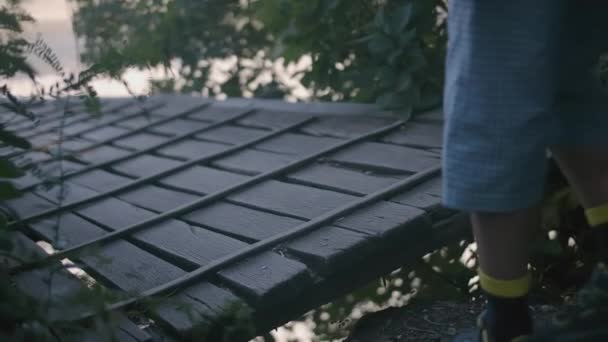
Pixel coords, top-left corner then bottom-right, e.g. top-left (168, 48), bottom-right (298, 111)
top-left (442, 0), bottom-right (608, 212)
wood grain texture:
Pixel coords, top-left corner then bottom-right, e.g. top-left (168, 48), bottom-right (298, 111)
top-left (156, 139), bottom-right (227, 161)
top-left (111, 154), bottom-right (183, 178)
top-left (212, 149), bottom-right (296, 175)
top-left (334, 200), bottom-right (430, 239)
top-left (218, 251), bottom-right (312, 307)
top-left (285, 225), bottom-right (372, 274)
top-left (228, 180), bottom-right (358, 219)
top-left (328, 141), bottom-right (439, 173)
top-left (287, 163), bottom-right (400, 195)
top-left (152, 282), bottom-right (244, 340)
top-left (182, 202), bottom-right (304, 241)
top-left (159, 166), bottom-right (248, 195)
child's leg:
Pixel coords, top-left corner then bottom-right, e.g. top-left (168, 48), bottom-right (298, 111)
top-left (471, 208), bottom-right (538, 342)
top-left (552, 148), bottom-right (608, 260)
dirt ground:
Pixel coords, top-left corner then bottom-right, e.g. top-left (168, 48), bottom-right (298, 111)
top-left (345, 300), bottom-right (559, 342)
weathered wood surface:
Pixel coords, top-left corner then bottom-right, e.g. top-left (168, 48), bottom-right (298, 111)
top-left (4, 95), bottom-right (467, 341)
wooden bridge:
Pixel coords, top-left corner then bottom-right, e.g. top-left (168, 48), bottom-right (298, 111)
top-left (1, 95), bottom-right (470, 341)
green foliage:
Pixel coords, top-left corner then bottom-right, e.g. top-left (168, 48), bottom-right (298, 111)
top-left (70, 0), bottom-right (446, 114)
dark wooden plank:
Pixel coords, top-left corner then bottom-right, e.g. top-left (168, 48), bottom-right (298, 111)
top-left (254, 133), bottom-right (342, 156)
top-left (29, 213), bottom-right (107, 248)
top-left (114, 114), bottom-right (165, 130)
top-left (328, 141), bottom-right (439, 173)
top-left (80, 239), bottom-right (187, 293)
top-left (390, 177), bottom-right (454, 219)
top-left (35, 159), bottom-right (85, 176)
top-left (2, 172), bottom-right (41, 190)
top-left (132, 219), bottom-right (247, 268)
top-left (187, 106), bottom-right (242, 122)
top-left (217, 251), bottom-right (312, 306)
top-left (300, 115), bottom-right (396, 138)
top-left (8, 232), bottom-right (151, 341)
top-left (70, 169), bottom-right (132, 192)
top-left (152, 282), bottom-right (244, 340)
top-left (35, 181), bottom-right (98, 204)
top-left (228, 180), bottom-right (358, 219)
top-left (195, 125), bottom-right (267, 145)
top-left (113, 132), bottom-right (170, 151)
top-left (286, 225), bottom-right (372, 273)
top-left (381, 122), bottom-right (443, 149)
top-left (2, 192), bottom-right (56, 219)
top-left (287, 163), bottom-right (400, 195)
top-left (159, 166), bottom-right (248, 195)
top-left (118, 185), bottom-right (199, 212)
top-left (30, 132), bottom-right (58, 148)
top-left (111, 154), bottom-right (183, 178)
top-left (81, 125), bottom-right (131, 141)
top-left (54, 137), bottom-right (96, 153)
top-left (148, 119), bottom-right (209, 136)
top-left (74, 144), bottom-right (133, 164)
top-left (212, 149), bottom-right (296, 175)
top-left (182, 202), bottom-right (303, 241)
top-left (334, 200), bottom-right (430, 238)
top-left (237, 110), bottom-right (312, 130)
top-left (77, 196), bottom-right (156, 229)
top-left (156, 139), bottom-right (227, 161)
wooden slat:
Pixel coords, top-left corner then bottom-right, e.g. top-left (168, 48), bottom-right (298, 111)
top-left (390, 177), bottom-right (454, 219)
top-left (287, 163), bottom-right (400, 195)
top-left (212, 149), bottom-right (296, 175)
top-left (380, 122), bottom-right (443, 149)
top-left (228, 180), bottom-right (358, 219)
top-left (237, 110), bottom-right (312, 130)
top-left (113, 132), bottom-right (170, 151)
top-left (156, 139), bottom-right (227, 161)
top-left (334, 200), bottom-right (430, 238)
top-left (217, 251), bottom-right (312, 306)
top-left (8, 232), bottom-right (151, 341)
top-left (70, 169), bottom-right (132, 192)
top-left (159, 166), bottom-right (248, 195)
top-left (2, 192), bottom-right (56, 219)
top-left (300, 115), bottom-right (395, 138)
top-left (182, 202), bottom-right (303, 241)
top-left (114, 114), bottom-right (164, 130)
top-left (148, 119), bottom-right (208, 136)
top-left (74, 145), bottom-right (133, 164)
top-left (186, 106), bottom-right (243, 122)
top-left (35, 181), bottom-right (98, 204)
top-left (81, 125), bottom-right (132, 141)
top-left (118, 185), bottom-right (199, 212)
top-left (254, 133), bottom-right (342, 156)
top-left (329, 141), bottom-right (439, 173)
top-left (111, 154), bottom-right (183, 178)
top-left (152, 282), bottom-right (244, 340)
top-left (195, 125), bottom-right (267, 145)
top-left (286, 225), bottom-right (371, 273)
top-left (77, 196), bottom-right (155, 229)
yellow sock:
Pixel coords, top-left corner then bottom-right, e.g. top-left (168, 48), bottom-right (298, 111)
top-left (585, 203), bottom-right (608, 227)
top-left (478, 269), bottom-right (531, 298)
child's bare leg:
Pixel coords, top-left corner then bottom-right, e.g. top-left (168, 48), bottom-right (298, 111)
top-left (552, 147), bottom-right (608, 260)
top-left (470, 208), bottom-right (538, 341)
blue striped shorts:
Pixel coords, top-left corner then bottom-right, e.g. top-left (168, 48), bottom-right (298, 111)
top-left (442, 0), bottom-right (608, 212)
